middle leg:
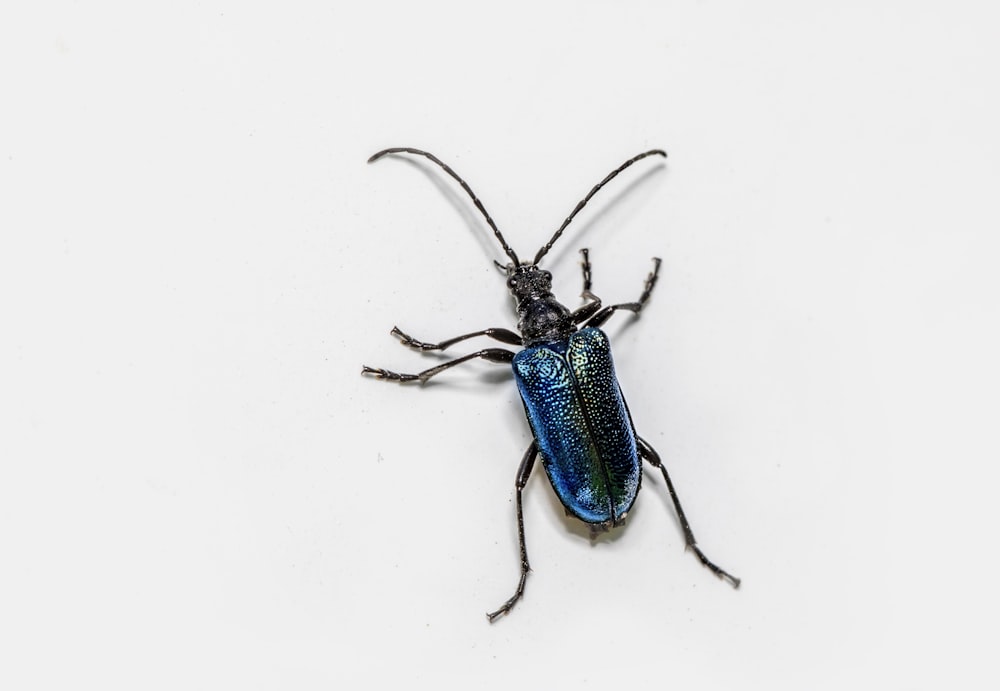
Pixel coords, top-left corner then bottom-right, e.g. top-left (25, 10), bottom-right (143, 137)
top-left (361, 348), bottom-right (515, 383)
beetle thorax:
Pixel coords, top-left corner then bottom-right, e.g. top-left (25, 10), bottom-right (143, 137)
top-left (506, 264), bottom-right (574, 346)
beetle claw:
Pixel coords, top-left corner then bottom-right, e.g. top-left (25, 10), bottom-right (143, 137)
top-left (391, 326), bottom-right (426, 349)
top-left (361, 365), bottom-right (418, 382)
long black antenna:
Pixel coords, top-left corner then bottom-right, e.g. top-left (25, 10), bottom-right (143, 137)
top-left (368, 147), bottom-right (521, 266)
top-left (532, 149), bottom-right (667, 265)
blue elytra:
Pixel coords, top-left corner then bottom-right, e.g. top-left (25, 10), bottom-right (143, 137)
top-left (513, 327), bottom-right (641, 526)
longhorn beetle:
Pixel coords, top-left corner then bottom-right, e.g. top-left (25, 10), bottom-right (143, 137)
top-left (362, 147), bottom-right (739, 621)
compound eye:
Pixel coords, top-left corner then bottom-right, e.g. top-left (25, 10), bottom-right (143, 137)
top-left (541, 271), bottom-right (552, 281)
top-left (507, 276), bottom-right (518, 289)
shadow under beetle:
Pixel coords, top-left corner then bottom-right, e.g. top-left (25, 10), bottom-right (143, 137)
top-left (362, 147), bottom-right (740, 621)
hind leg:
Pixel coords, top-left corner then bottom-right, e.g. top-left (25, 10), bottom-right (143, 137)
top-left (638, 436), bottom-right (740, 588)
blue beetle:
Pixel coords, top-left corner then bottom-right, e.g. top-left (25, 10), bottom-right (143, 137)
top-left (363, 147), bottom-right (739, 621)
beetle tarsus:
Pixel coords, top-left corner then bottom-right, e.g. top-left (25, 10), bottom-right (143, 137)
top-left (580, 247), bottom-right (594, 294)
top-left (390, 326), bottom-right (432, 350)
top-left (690, 544), bottom-right (741, 588)
top-left (681, 535), bottom-right (741, 589)
top-left (360, 365), bottom-right (419, 382)
top-left (487, 570), bottom-right (529, 623)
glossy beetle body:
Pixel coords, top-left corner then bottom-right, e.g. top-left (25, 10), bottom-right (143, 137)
top-left (363, 147), bottom-right (739, 621)
top-left (514, 327), bottom-right (640, 526)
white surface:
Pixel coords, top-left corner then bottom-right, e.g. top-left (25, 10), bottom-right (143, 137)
top-left (2, 2), bottom-right (999, 689)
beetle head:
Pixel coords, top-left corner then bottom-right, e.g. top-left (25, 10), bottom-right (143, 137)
top-left (504, 263), bottom-right (553, 304)
top-left (505, 262), bottom-right (574, 344)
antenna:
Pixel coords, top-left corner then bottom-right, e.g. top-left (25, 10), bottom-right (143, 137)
top-left (368, 147), bottom-right (521, 266)
top-left (532, 149), bottom-right (666, 265)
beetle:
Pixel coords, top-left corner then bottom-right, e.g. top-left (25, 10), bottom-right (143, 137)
top-left (362, 147), bottom-right (739, 621)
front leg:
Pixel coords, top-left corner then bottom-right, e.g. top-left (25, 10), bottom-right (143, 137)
top-left (585, 256), bottom-right (661, 328)
top-left (571, 248), bottom-right (603, 324)
top-left (390, 325), bottom-right (522, 351)
top-left (579, 247), bottom-right (599, 302)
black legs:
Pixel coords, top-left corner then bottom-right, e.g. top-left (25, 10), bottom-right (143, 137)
top-left (637, 436), bottom-right (741, 588)
top-left (361, 348), bottom-right (515, 383)
top-left (578, 248), bottom-right (662, 328)
top-left (487, 441), bottom-right (537, 622)
top-left (390, 325), bottom-right (522, 351)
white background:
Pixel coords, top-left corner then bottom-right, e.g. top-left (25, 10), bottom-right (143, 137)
top-left (2, 2), bottom-right (999, 689)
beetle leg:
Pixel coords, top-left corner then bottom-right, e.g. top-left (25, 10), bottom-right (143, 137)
top-left (579, 248), bottom-right (599, 302)
top-left (584, 257), bottom-right (662, 328)
top-left (389, 325), bottom-right (522, 351)
top-left (571, 300), bottom-right (602, 325)
top-left (361, 348), bottom-right (515, 383)
top-left (570, 249), bottom-right (603, 325)
top-left (487, 441), bottom-right (537, 622)
top-left (637, 436), bottom-right (741, 588)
